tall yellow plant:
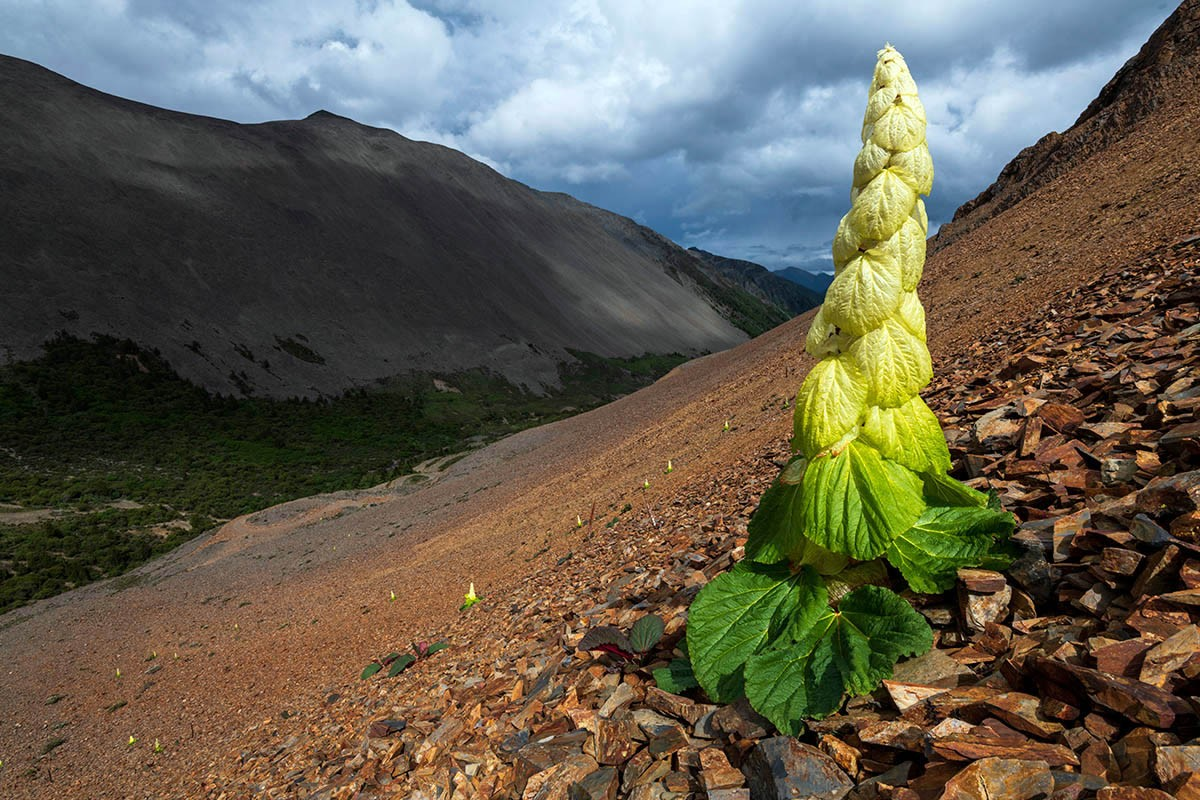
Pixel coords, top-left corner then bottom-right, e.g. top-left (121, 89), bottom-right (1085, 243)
top-left (684, 46), bottom-right (1015, 734)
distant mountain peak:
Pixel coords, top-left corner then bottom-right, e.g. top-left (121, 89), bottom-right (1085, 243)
top-left (304, 109), bottom-right (355, 123)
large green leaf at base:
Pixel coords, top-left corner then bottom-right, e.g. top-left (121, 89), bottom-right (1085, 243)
top-left (800, 440), bottom-right (925, 560)
top-left (745, 460), bottom-right (850, 574)
top-left (687, 564), bottom-right (824, 703)
top-left (745, 611), bottom-right (843, 733)
top-left (745, 585), bottom-right (931, 733)
top-left (744, 459), bottom-right (807, 565)
top-left (886, 504), bottom-right (1016, 593)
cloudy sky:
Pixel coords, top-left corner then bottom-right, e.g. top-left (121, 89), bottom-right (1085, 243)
top-left (0, 1), bottom-right (1175, 271)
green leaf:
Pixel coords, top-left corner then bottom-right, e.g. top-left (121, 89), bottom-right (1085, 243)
top-left (922, 471), bottom-right (989, 507)
top-left (979, 537), bottom-right (1021, 571)
top-left (387, 654), bottom-right (416, 677)
top-left (687, 563), bottom-right (823, 703)
top-left (743, 464), bottom-right (797, 559)
top-left (801, 440), bottom-right (925, 560)
top-left (745, 586), bottom-right (932, 733)
top-left (745, 611), bottom-right (843, 733)
top-left (630, 615), bottom-right (665, 653)
top-left (745, 459), bottom-right (852, 574)
top-left (653, 658), bottom-right (700, 694)
top-left (360, 663), bottom-right (382, 680)
top-left (823, 560), bottom-right (890, 604)
top-left (425, 641), bottom-right (450, 657)
top-left (837, 586), bottom-right (933, 693)
top-left (886, 505), bottom-right (1014, 593)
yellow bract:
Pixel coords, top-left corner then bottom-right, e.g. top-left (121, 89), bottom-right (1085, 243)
top-left (798, 44), bottom-right (940, 457)
top-left (847, 168), bottom-right (917, 241)
top-left (849, 319), bottom-right (933, 408)
top-left (824, 249), bottom-right (903, 337)
top-left (793, 355), bottom-right (868, 458)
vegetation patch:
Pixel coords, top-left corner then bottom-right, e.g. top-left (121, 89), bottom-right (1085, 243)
top-left (0, 334), bottom-right (687, 613)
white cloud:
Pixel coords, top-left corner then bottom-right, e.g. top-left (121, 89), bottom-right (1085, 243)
top-left (0, 0), bottom-right (1173, 266)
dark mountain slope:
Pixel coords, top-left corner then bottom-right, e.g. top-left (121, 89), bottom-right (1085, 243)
top-left (774, 265), bottom-right (834, 297)
top-left (0, 57), bottom-right (776, 398)
top-left (687, 247), bottom-right (825, 317)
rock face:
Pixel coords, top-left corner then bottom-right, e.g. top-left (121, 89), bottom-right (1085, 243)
top-left (0, 56), bottom-right (769, 398)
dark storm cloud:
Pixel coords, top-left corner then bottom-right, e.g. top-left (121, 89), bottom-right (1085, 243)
top-left (0, 1), bottom-right (1176, 270)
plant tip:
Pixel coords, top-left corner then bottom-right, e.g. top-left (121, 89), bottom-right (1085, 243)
top-left (460, 582), bottom-right (480, 610)
top-left (127, 735), bottom-right (137, 746)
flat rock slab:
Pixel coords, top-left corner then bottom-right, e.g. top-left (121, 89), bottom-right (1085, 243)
top-left (742, 737), bottom-right (853, 800)
top-left (940, 758), bottom-right (1053, 800)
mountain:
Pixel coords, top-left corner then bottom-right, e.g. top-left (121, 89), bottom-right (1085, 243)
top-left (3, 4), bottom-right (1200, 797)
top-left (773, 265), bottom-right (834, 297)
top-left (932, 0), bottom-right (1200, 254)
top-left (687, 247), bottom-right (825, 316)
top-left (0, 56), bottom-right (792, 399)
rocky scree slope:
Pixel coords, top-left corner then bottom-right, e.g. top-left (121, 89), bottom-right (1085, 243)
top-left (211, 239), bottom-right (1200, 799)
top-left (0, 56), bottom-right (785, 398)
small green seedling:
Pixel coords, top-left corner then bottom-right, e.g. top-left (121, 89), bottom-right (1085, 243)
top-left (685, 45), bottom-right (1016, 735)
top-left (127, 735), bottom-right (137, 747)
top-left (577, 614), bottom-right (665, 666)
top-left (664, 460), bottom-right (674, 474)
top-left (361, 640), bottom-right (450, 680)
top-left (153, 739), bottom-right (163, 753)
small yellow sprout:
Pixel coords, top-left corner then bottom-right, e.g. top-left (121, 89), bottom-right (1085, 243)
top-left (642, 479), bottom-right (650, 490)
top-left (724, 419), bottom-right (731, 431)
top-left (154, 739), bottom-right (163, 753)
top-left (389, 590), bottom-right (396, 602)
top-left (128, 735), bottom-right (137, 746)
top-left (665, 460), bottom-right (674, 474)
top-left (115, 668), bottom-right (121, 679)
top-left (460, 582), bottom-right (480, 611)
top-left (575, 515), bottom-right (583, 528)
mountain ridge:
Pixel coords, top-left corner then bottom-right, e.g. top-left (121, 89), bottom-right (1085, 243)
top-left (0, 54), bottom-right (794, 399)
top-left (686, 247), bottom-right (825, 318)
